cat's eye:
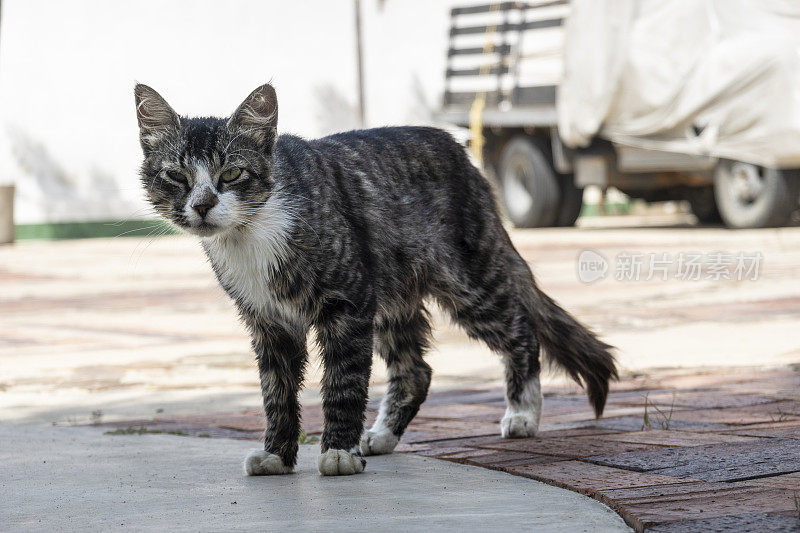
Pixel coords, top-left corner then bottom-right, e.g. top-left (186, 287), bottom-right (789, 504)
top-left (163, 169), bottom-right (188, 184)
top-left (221, 168), bottom-right (243, 183)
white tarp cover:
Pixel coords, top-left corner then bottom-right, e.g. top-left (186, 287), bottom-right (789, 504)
top-left (557, 0), bottom-right (800, 168)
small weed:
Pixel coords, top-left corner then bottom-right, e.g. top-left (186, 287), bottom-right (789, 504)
top-left (104, 426), bottom-right (189, 437)
top-left (794, 492), bottom-right (799, 520)
top-left (197, 433), bottom-right (211, 438)
top-left (771, 407), bottom-right (790, 423)
top-left (641, 394), bottom-right (676, 431)
top-left (298, 429), bottom-right (319, 444)
top-left (642, 395), bottom-right (652, 430)
top-left (90, 410), bottom-right (104, 426)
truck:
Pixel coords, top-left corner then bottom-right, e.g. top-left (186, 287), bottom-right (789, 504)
top-left (440, 1), bottom-right (800, 229)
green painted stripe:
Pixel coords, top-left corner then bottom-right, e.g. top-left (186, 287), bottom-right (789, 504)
top-left (580, 200), bottom-right (631, 217)
top-left (15, 219), bottom-right (179, 240)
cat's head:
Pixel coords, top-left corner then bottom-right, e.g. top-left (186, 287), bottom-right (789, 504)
top-left (135, 83), bottom-right (278, 237)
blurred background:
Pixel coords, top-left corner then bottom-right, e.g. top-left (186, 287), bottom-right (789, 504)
top-left (0, 0), bottom-right (451, 234)
top-left (0, 1), bottom-right (799, 427)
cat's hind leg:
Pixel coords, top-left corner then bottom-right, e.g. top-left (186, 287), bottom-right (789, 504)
top-left (361, 307), bottom-right (432, 455)
top-left (437, 263), bottom-right (543, 438)
top-left (467, 300), bottom-right (542, 438)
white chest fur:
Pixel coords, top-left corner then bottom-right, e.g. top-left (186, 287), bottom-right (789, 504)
top-left (203, 200), bottom-right (299, 323)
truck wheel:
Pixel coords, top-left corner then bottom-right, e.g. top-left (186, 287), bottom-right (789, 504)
top-left (687, 186), bottom-right (721, 224)
top-left (714, 161), bottom-right (800, 228)
top-left (498, 136), bottom-right (560, 228)
top-left (554, 174), bottom-right (584, 227)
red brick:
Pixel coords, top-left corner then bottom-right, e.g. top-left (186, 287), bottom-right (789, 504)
top-left (601, 430), bottom-right (758, 447)
top-left (401, 419), bottom-right (499, 443)
top-left (414, 446), bottom-right (476, 458)
top-left (668, 401), bottom-right (800, 425)
top-left (723, 420), bottom-right (800, 439)
top-left (610, 391), bottom-right (778, 410)
top-left (737, 472), bottom-right (800, 490)
top-left (590, 438), bottom-right (800, 482)
top-left (464, 450), bottom-right (562, 467)
top-left (415, 403), bottom-right (505, 422)
top-left (601, 482), bottom-right (800, 527)
top-left (393, 442), bottom-right (431, 453)
top-left (479, 435), bottom-right (662, 458)
top-left (647, 512), bottom-right (800, 532)
top-left (509, 460), bottom-right (694, 493)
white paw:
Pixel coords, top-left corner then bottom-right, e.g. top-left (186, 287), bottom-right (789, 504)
top-left (243, 449), bottom-right (293, 476)
top-left (360, 428), bottom-right (399, 456)
top-left (501, 412), bottom-right (539, 438)
top-left (317, 448), bottom-right (366, 476)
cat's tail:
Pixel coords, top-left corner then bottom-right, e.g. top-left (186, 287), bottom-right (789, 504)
top-left (526, 282), bottom-right (617, 417)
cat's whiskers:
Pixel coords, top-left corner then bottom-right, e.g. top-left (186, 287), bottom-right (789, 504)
top-left (113, 223), bottom-right (164, 239)
top-left (130, 225), bottom-right (177, 269)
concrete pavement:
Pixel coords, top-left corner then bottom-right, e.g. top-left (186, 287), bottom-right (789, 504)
top-left (0, 425), bottom-right (630, 532)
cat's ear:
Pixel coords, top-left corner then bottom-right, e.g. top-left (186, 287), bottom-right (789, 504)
top-left (227, 84), bottom-right (278, 154)
top-left (134, 84), bottom-right (180, 151)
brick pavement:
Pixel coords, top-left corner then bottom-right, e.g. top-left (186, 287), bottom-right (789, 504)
top-left (104, 366), bottom-right (800, 531)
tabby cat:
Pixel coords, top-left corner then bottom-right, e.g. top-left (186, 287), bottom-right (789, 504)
top-left (134, 83), bottom-right (616, 476)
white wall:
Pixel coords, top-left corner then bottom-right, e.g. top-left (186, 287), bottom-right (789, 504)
top-left (0, 0), bottom-right (454, 223)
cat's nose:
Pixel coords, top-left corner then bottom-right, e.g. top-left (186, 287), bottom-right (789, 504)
top-left (191, 194), bottom-right (219, 218)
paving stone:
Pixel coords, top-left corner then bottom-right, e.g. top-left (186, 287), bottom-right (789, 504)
top-left (737, 472), bottom-right (800, 490)
top-left (413, 446), bottom-right (475, 458)
top-left (399, 429), bottom-right (458, 444)
top-left (590, 439), bottom-right (800, 482)
top-left (611, 391), bottom-right (780, 410)
top-left (422, 388), bottom-right (505, 406)
top-left (152, 413), bottom-right (266, 432)
top-left (533, 426), bottom-right (624, 439)
top-left (393, 442), bottom-right (431, 453)
top-left (601, 430), bottom-right (758, 447)
top-left (650, 512), bottom-right (800, 532)
top-left (429, 448), bottom-right (496, 462)
top-left (540, 406), bottom-right (646, 424)
top-left (420, 434), bottom-right (509, 449)
top-left (509, 460), bottom-right (694, 493)
top-left (585, 415), bottom-right (724, 432)
top-left (724, 420), bottom-right (800, 439)
top-left (655, 371), bottom-right (796, 393)
top-left (463, 450), bottom-right (563, 467)
top-left (415, 403), bottom-right (506, 422)
top-left (666, 402), bottom-right (800, 425)
top-left (401, 426), bottom-right (498, 444)
top-left (600, 482), bottom-right (800, 527)
top-left (478, 435), bottom-right (660, 458)
top-left (400, 419), bottom-right (499, 443)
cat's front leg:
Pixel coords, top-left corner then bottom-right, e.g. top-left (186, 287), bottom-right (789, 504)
top-left (315, 301), bottom-right (373, 476)
top-left (242, 316), bottom-right (307, 476)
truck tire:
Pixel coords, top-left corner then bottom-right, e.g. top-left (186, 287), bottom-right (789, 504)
top-left (498, 136), bottom-right (560, 228)
top-left (687, 186), bottom-right (721, 224)
top-left (714, 160), bottom-right (800, 228)
top-left (554, 174), bottom-right (584, 227)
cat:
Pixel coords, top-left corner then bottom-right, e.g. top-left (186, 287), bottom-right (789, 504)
top-left (134, 83), bottom-right (616, 476)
